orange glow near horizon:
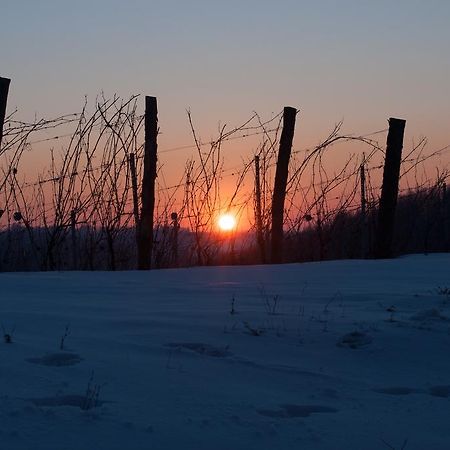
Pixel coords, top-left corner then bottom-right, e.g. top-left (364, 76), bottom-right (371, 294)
top-left (218, 213), bottom-right (237, 232)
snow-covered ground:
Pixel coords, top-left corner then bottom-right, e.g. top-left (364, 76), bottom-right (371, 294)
top-left (1, 254), bottom-right (450, 450)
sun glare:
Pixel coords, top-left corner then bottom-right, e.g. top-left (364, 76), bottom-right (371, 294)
top-left (218, 213), bottom-right (237, 232)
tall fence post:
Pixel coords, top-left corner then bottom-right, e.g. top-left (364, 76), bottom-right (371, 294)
top-left (171, 212), bottom-right (179, 267)
top-left (254, 155), bottom-right (266, 263)
top-left (374, 117), bottom-right (406, 259)
top-left (0, 77), bottom-right (11, 148)
top-left (137, 96), bottom-right (158, 270)
top-left (70, 209), bottom-right (77, 270)
top-left (360, 155), bottom-right (368, 258)
top-left (442, 182), bottom-right (449, 251)
top-left (129, 152), bottom-right (140, 249)
top-left (271, 106), bottom-right (297, 264)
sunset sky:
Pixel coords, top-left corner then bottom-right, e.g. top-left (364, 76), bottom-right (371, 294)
top-left (2, 1), bottom-right (450, 136)
top-left (2, 0), bottom-right (450, 226)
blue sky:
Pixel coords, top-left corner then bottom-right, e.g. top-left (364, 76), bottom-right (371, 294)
top-left (2, 0), bottom-right (450, 156)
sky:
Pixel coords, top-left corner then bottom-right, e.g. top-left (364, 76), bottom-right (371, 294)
top-left (2, 1), bottom-right (450, 135)
top-left (1, 0), bottom-right (450, 222)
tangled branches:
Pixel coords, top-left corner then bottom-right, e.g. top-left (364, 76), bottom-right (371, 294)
top-left (0, 96), bottom-right (448, 270)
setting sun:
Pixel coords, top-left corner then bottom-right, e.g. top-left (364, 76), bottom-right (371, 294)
top-left (218, 213), bottom-right (237, 232)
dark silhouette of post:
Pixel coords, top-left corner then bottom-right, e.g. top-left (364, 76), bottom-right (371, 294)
top-left (171, 212), bottom-right (179, 267)
top-left (129, 152), bottom-right (140, 248)
top-left (374, 117), bottom-right (406, 259)
top-left (254, 155), bottom-right (266, 263)
top-left (138, 96), bottom-right (158, 270)
top-left (442, 183), bottom-right (449, 251)
top-left (271, 106), bottom-right (297, 264)
top-left (70, 209), bottom-right (77, 270)
top-left (360, 156), bottom-right (367, 258)
top-left (0, 77), bottom-right (11, 148)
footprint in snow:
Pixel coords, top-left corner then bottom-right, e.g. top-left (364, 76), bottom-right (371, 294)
top-left (166, 343), bottom-right (232, 358)
top-left (337, 331), bottom-right (372, 349)
top-left (428, 385), bottom-right (450, 398)
top-left (410, 308), bottom-right (449, 322)
top-left (372, 387), bottom-right (420, 395)
top-left (27, 394), bottom-right (105, 410)
top-left (26, 352), bottom-right (83, 367)
top-left (373, 385), bottom-right (450, 398)
top-left (257, 404), bottom-right (338, 418)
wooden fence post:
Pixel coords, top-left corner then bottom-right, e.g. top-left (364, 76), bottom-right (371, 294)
top-left (374, 117), bottom-right (406, 259)
top-left (441, 182), bottom-right (449, 251)
top-left (70, 209), bottom-right (77, 270)
top-left (0, 77), bottom-right (11, 148)
top-left (360, 155), bottom-right (368, 258)
top-left (254, 155), bottom-right (266, 263)
top-left (171, 212), bottom-right (179, 267)
top-left (129, 152), bottom-right (140, 250)
top-left (137, 96), bottom-right (158, 270)
top-left (271, 106), bottom-right (297, 264)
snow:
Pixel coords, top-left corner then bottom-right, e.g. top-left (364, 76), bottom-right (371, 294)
top-left (1, 254), bottom-right (450, 449)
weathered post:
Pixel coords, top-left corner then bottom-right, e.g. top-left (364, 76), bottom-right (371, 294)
top-left (441, 182), bottom-right (449, 251)
top-left (0, 77), bottom-right (11, 148)
top-left (374, 117), bottom-right (406, 259)
top-left (360, 156), bottom-right (368, 258)
top-left (254, 155), bottom-right (266, 263)
top-left (70, 209), bottom-right (77, 269)
top-left (171, 212), bottom-right (179, 267)
top-left (0, 72), bottom-right (6, 266)
top-left (271, 106), bottom-right (297, 264)
top-left (129, 152), bottom-right (140, 244)
top-left (138, 96), bottom-right (158, 270)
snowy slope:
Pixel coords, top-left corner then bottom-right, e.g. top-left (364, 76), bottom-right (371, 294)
top-left (1, 255), bottom-right (450, 450)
